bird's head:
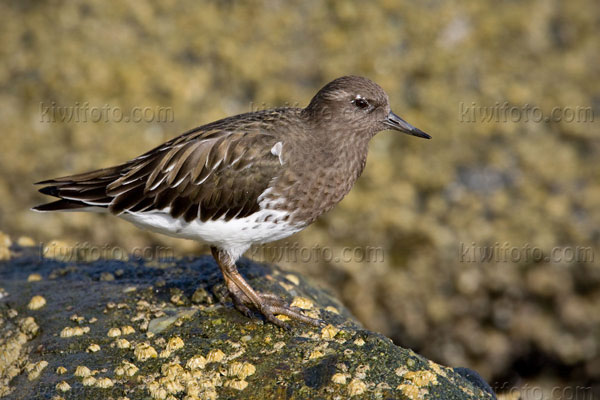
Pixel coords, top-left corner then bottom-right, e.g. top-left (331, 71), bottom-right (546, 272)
top-left (304, 75), bottom-right (431, 139)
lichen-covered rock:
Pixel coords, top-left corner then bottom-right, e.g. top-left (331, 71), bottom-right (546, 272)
top-left (0, 246), bottom-right (494, 399)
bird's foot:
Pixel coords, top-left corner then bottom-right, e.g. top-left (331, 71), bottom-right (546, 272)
top-left (227, 285), bottom-right (322, 328)
top-left (212, 246), bottom-right (322, 328)
top-left (254, 292), bottom-right (323, 329)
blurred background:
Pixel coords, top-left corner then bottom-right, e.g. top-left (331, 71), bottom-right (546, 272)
top-left (1, 0), bottom-right (599, 398)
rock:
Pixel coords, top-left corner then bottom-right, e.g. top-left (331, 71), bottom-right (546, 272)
top-left (0, 245), bottom-right (495, 399)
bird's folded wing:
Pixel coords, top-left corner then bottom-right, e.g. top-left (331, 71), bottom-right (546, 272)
top-left (35, 127), bottom-right (284, 223)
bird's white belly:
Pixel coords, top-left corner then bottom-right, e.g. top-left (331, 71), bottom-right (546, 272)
top-left (120, 208), bottom-right (302, 251)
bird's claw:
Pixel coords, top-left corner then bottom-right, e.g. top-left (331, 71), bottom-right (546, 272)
top-left (229, 289), bottom-right (322, 328)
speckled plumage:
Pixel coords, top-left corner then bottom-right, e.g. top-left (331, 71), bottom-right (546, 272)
top-left (34, 75), bottom-right (430, 327)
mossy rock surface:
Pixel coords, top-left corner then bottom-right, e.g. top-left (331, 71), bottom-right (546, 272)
top-left (1, 246), bottom-right (494, 399)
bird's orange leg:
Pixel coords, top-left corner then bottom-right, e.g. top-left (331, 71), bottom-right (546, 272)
top-left (211, 247), bottom-right (321, 328)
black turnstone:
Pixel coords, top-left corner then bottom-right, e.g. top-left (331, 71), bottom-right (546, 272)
top-left (34, 76), bottom-right (431, 327)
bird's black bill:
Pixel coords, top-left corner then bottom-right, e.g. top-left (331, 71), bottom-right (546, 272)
top-left (384, 111), bottom-right (431, 139)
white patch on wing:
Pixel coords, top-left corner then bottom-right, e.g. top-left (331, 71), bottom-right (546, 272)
top-left (171, 175), bottom-right (188, 188)
top-left (211, 159), bottom-right (222, 170)
top-left (164, 163), bottom-right (175, 173)
top-left (256, 186), bottom-right (285, 207)
top-left (121, 176), bottom-right (143, 185)
top-left (194, 173), bottom-right (211, 185)
top-left (271, 142), bottom-right (284, 165)
top-left (32, 206), bottom-right (107, 213)
top-left (148, 174), bottom-right (167, 191)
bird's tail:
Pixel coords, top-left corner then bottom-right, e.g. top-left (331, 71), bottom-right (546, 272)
top-left (32, 166), bottom-right (123, 212)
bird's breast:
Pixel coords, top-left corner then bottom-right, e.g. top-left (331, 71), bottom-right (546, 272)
top-left (263, 136), bottom-right (369, 226)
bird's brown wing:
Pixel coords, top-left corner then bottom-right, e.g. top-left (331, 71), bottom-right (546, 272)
top-left (34, 123), bottom-right (285, 223)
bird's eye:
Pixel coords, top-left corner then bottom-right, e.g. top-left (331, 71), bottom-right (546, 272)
top-left (352, 97), bottom-right (369, 110)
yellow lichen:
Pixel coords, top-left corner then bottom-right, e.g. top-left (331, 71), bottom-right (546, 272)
top-left (74, 365), bottom-right (92, 377)
top-left (170, 293), bottom-right (186, 305)
top-left (162, 377), bottom-right (185, 394)
top-left (206, 349), bottom-right (225, 363)
top-left (95, 377), bottom-right (115, 388)
top-left (27, 295), bottom-right (46, 310)
top-left (82, 376), bottom-right (96, 386)
top-left (55, 381), bottom-right (71, 392)
top-left (70, 314), bottom-right (84, 323)
top-left (186, 355), bottom-right (207, 370)
top-left (19, 317), bottom-right (39, 336)
top-left (428, 360), bottom-right (450, 379)
top-left (115, 360), bottom-right (139, 377)
top-left (397, 383), bottom-right (420, 399)
top-left (160, 349), bottom-right (172, 358)
top-left (291, 297), bottom-right (313, 310)
top-left (107, 327), bottom-right (122, 337)
top-left (115, 338), bottom-right (131, 349)
top-left (147, 381), bottom-right (168, 399)
top-left (86, 343), bottom-right (101, 352)
top-left (285, 274), bottom-right (300, 285)
top-left (121, 325), bottom-right (135, 335)
top-left (308, 350), bottom-right (324, 359)
top-left (347, 378), bottom-right (367, 396)
top-left (331, 373), bottom-right (347, 384)
top-left (355, 364), bottom-right (370, 380)
top-left (17, 236), bottom-right (35, 247)
top-left (27, 273), bottom-right (43, 282)
top-left (325, 306), bottom-right (339, 314)
top-left (272, 341), bottom-right (286, 351)
top-left (227, 362), bottom-right (256, 379)
top-left (321, 324), bottom-right (340, 339)
top-left (225, 379), bottom-right (248, 390)
top-left (60, 326), bottom-right (89, 338)
top-left (166, 336), bottom-right (185, 352)
top-left (0, 232), bottom-right (11, 260)
top-left (25, 360), bottom-right (48, 380)
top-left (404, 370), bottom-right (438, 386)
top-left (135, 342), bottom-right (158, 362)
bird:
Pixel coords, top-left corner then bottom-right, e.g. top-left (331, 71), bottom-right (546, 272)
top-left (33, 76), bottom-right (431, 328)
